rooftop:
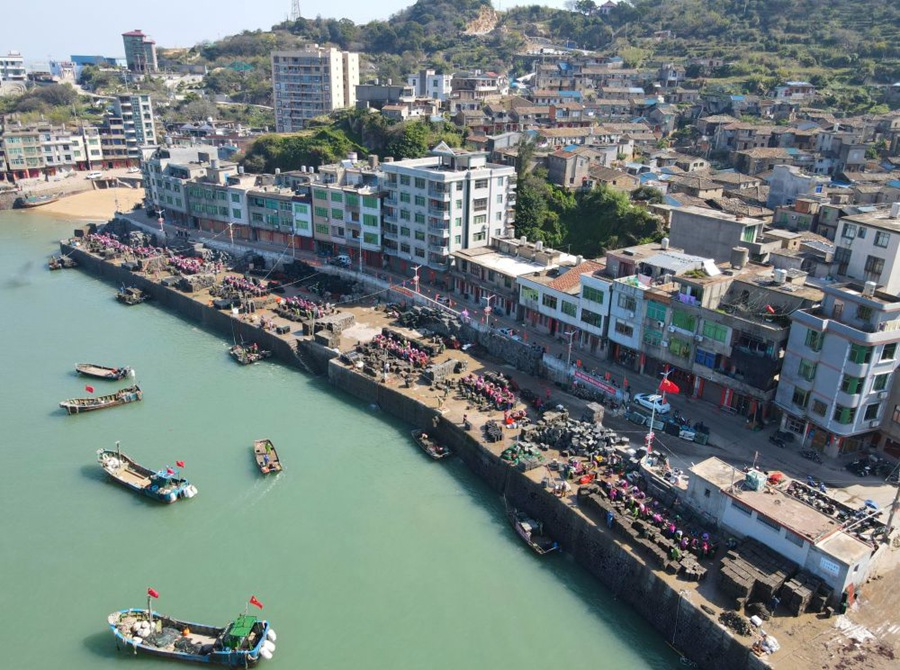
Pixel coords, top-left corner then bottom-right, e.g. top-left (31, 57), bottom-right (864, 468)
top-left (451, 246), bottom-right (566, 278)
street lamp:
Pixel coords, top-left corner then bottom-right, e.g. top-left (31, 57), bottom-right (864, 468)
top-left (412, 264), bottom-right (421, 294)
top-left (484, 293), bottom-right (496, 329)
top-left (647, 368), bottom-right (676, 453)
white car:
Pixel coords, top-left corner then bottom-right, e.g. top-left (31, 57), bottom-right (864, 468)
top-left (127, 167), bottom-right (141, 173)
top-left (86, 171), bottom-right (103, 180)
top-left (497, 327), bottom-right (521, 341)
top-left (633, 393), bottom-right (671, 415)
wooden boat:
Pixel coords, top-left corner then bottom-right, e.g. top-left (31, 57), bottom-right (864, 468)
top-left (76, 363), bottom-right (132, 380)
top-left (229, 343), bottom-right (271, 365)
top-left (59, 384), bottom-right (142, 415)
top-left (117, 286), bottom-right (151, 305)
top-left (253, 439), bottom-right (283, 474)
top-left (19, 193), bottom-right (60, 208)
top-left (508, 507), bottom-right (559, 555)
top-left (98, 445), bottom-right (197, 503)
top-left (48, 254), bottom-right (77, 270)
top-left (411, 429), bottom-right (451, 460)
top-left (108, 601), bottom-right (276, 666)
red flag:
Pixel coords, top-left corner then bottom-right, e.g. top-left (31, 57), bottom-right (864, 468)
top-left (176, 461), bottom-right (185, 468)
top-left (659, 378), bottom-right (680, 394)
top-left (85, 385), bottom-right (95, 393)
top-left (166, 467), bottom-right (175, 475)
top-left (765, 304), bottom-right (776, 314)
top-left (147, 588), bottom-right (159, 598)
top-left (249, 596), bottom-right (264, 610)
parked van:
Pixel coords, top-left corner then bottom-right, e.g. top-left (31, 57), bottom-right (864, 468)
top-left (332, 254), bottom-right (352, 267)
top-left (86, 171), bottom-right (103, 180)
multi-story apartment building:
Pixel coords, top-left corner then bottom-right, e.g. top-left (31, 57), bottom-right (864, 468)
top-left (122, 30), bottom-right (158, 73)
top-left (97, 94), bottom-right (156, 168)
top-left (39, 126), bottom-right (87, 174)
top-left (831, 204), bottom-right (900, 294)
top-left (272, 46), bottom-right (359, 132)
top-left (407, 69), bottom-right (453, 102)
top-left (310, 157), bottom-right (383, 268)
top-left (0, 124), bottom-right (45, 179)
top-left (776, 281), bottom-right (900, 457)
top-left (380, 144), bottom-right (516, 276)
top-left (0, 51), bottom-right (26, 84)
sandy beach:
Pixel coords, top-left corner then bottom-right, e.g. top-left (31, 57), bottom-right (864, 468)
top-left (38, 188), bottom-right (145, 221)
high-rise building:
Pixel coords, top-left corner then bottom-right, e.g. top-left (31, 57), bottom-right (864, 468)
top-left (98, 94), bottom-right (156, 167)
top-left (380, 143), bottom-right (517, 274)
top-left (272, 46), bottom-right (359, 132)
top-left (121, 30), bottom-right (158, 73)
top-left (0, 51), bottom-right (26, 83)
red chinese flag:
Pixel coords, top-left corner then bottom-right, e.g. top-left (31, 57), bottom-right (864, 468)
top-left (147, 588), bottom-right (159, 599)
top-left (166, 467), bottom-right (175, 475)
top-left (85, 385), bottom-right (95, 393)
top-left (659, 378), bottom-right (680, 394)
top-left (249, 595), bottom-right (264, 610)
top-left (765, 304), bottom-right (776, 314)
top-left (176, 461), bottom-right (185, 468)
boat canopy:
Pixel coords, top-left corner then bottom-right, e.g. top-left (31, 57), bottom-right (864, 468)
top-left (224, 614), bottom-right (258, 649)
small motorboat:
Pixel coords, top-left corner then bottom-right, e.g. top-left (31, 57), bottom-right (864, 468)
top-left (59, 385), bottom-right (142, 414)
top-left (75, 363), bottom-right (132, 380)
top-left (117, 286), bottom-right (150, 305)
top-left (229, 343), bottom-right (271, 365)
top-left (253, 439), bottom-right (283, 475)
top-left (97, 444), bottom-right (197, 503)
top-left (411, 429), bottom-right (451, 460)
top-left (508, 507), bottom-right (559, 555)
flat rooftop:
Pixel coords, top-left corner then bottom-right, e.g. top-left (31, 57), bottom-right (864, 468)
top-left (452, 247), bottom-right (561, 277)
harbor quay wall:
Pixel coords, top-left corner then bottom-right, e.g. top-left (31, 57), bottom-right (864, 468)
top-left (60, 242), bottom-right (303, 370)
top-left (62, 239), bottom-right (765, 670)
top-left (327, 361), bottom-right (767, 670)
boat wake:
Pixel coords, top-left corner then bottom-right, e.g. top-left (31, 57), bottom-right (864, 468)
top-left (248, 472), bottom-right (283, 506)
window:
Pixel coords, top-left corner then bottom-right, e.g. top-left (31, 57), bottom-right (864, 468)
top-left (842, 224), bottom-right (857, 239)
top-left (864, 255), bottom-right (885, 280)
top-left (805, 329), bottom-right (824, 352)
top-left (731, 500), bottom-right (752, 516)
top-left (798, 359), bottom-right (817, 381)
top-left (811, 400), bottom-right (827, 416)
top-left (835, 247), bottom-right (851, 275)
top-left (497, 194), bottom-right (503, 203)
top-left (399, 210), bottom-right (410, 221)
top-left (581, 308), bottom-right (603, 328)
top-left (881, 343), bottom-right (897, 361)
top-left (314, 223), bottom-right (329, 235)
top-left (363, 214), bottom-right (378, 227)
top-left (232, 208), bottom-right (241, 218)
top-left (363, 196), bottom-right (378, 208)
top-left (668, 338), bottom-right (691, 358)
top-left (672, 310), bottom-right (697, 332)
top-left (874, 374), bottom-right (889, 391)
top-left (643, 329), bottom-right (662, 347)
top-left (473, 198), bottom-right (488, 211)
top-left (414, 231), bottom-right (425, 241)
top-left (841, 375), bottom-right (863, 395)
top-left (864, 404), bottom-right (880, 421)
top-left (414, 177), bottom-right (425, 189)
top-left (561, 301), bottom-right (577, 317)
top-left (741, 226), bottom-right (756, 243)
top-left (848, 344), bottom-right (872, 364)
top-left (875, 231), bottom-right (890, 248)
top-left (231, 193), bottom-right (240, 203)
top-left (497, 176), bottom-right (505, 186)
top-left (542, 294), bottom-right (558, 310)
top-left (399, 175), bottom-right (410, 186)
top-left (833, 405), bottom-right (856, 424)
top-left (414, 213), bottom-right (425, 224)
top-left (893, 405), bottom-right (900, 425)
top-left (756, 515), bottom-right (781, 531)
top-left (583, 286), bottom-right (605, 304)
top-left (702, 321), bottom-right (728, 342)
top-left (646, 300), bottom-right (665, 321)
top-left (792, 387), bottom-right (809, 408)
top-left (313, 189), bottom-right (327, 200)
top-left (474, 178), bottom-right (488, 189)
top-left (400, 226), bottom-right (410, 237)
top-left (857, 305), bottom-right (873, 322)
top-left (400, 243), bottom-right (410, 253)
top-left (363, 232), bottom-right (378, 245)
top-left (400, 192), bottom-right (410, 203)
top-left (330, 191), bottom-right (343, 203)
top-left (614, 320), bottom-right (634, 337)
top-left (617, 294), bottom-right (636, 312)
top-left (314, 206), bottom-right (328, 218)
top-left (474, 214), bottom-right (487, 224)
top-left (473, 232), bottom-right (486, 241)
top-left (695, 349), bottom-right (715, 368)
top-left (455, 182), bottom-right (463, 191)
top-left (414, 195), bottom-right (425, 207)
top-left (521, 286), bottom-right (539, 302)
top-left (414, 247), bottom-right (425, 258)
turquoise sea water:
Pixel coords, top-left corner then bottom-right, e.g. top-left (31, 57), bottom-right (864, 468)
top-left (0, 210), bottom-right (677, 669)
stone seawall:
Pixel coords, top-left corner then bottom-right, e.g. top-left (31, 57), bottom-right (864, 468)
top-left (64, 239), bottom-right (766, 670)
top-left (328, 361), bottom-right (767, 670)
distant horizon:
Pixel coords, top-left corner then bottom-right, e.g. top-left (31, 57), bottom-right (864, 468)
top-left (2, 0), bottom-right (571, 65)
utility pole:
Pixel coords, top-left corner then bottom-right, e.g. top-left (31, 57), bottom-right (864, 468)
top-left (565, 330), bottom-right (576, 371)
top-left (885, 471), bottom-right (900, 544)
top-left (646, 368), bottom-right (674, 453)
top-left (484, 293), bottom-right (496, 329)
top-left (411, 264), bottom-right (421, 294)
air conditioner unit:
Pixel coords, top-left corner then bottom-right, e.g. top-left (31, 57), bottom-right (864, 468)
top-left (627, 311), bottom-right (635, 319)
top-left (655, 320), bottom-right (665, 328)
top-left (668, 325), bottom-right (676, 333)
top-left (695, 335), bottom-right (704, 342)
top-left (877, 391), bottom-right (887, 399)
top-left (869, 420), bottom-right (880, 429)
top-left (661, 339), bottom-right (669, 347)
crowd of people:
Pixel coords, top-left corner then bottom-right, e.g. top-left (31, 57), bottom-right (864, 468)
top-left (369, 333), bottom-right (431, 368)
top-left (459, 373), bottom-right (517, 411)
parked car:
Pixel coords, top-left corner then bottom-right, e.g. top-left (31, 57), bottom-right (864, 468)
top-left (330, 254), bottom-right (352, 267)
top-left (633, 393), bottom-right (671, 415)
top-left (86, 171), bottom-right (103, 180)
top-left (497, 327), bottom-right (521, 341)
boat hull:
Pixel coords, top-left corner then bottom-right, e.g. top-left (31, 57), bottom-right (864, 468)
top-left (59, 385), bottom-right (142, 414)
top-left (411, 429), bottom-right (451, 460)
top-left (98, 450), bottom-right (197, 503)
top-left (76, 363), bottom-right (130, 380)
top-left (253, 439), bottom-right (283, 474)
top-left (108, 609), bottom-right (270, 667)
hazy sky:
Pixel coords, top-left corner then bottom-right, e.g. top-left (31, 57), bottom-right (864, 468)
top-left (2, 0), bottom-right (570, 63)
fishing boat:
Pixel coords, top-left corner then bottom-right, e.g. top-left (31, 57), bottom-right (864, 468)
top-left (107, 594), bottom-right (276, 666)
top-left (117, 286), bottom-right (151, 305)
top-left (75, 363), bottom-right (132, 380)
top-left (253, 439), bottom-right (283, 474)
top-left (98, 444), bottom-right (197, 503)
top-left (229, 343), bottom-right (271, 365)
top-left (508, 507), bottom-right (559, 555)
top-left (48, 254), bottom-right (77, 270)
top-left (59, 384), bottom-right (142, 415)
top-left (19, 193), bottom-right (60, 208)
top-left (411, 429), bottom-right (451, 460)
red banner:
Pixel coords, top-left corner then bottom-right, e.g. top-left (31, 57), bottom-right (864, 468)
top-left (249, 595), bottom-right (264, 610)
top-left (147, 588), bottom-right (159, 598)
top-left (574, 370), bottom-right (618, 396)
top-left (85, 385), bottom-right (94, 394)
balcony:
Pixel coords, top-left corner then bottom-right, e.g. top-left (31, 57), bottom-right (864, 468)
top-left (428, 224), bottom-right (450, 237)
top-left (428, 243), bottom-right (449, 255)
top-left (427, 206), bottom-right (450, 217)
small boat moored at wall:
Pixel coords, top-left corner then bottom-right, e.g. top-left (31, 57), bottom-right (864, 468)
top-left (411, 429), bottom-right (451, 460)
top-left (229, 343), bottom-right (271, 365)
top-left (108, 591), bottom-right (276, 666)
top-left (508, 507), bottom-right (559, 555)
top-left (253, 439), bottom-right (283, 475)
top-left (117, 286), bottom-right (151, 305)
top-left (59, 384), bottom-right (142, 414)
top-left (76, 363), bottom-right (132, 380)
top-left (19, 193), bottom-right (60, 208)
top-left (48, 254), bottom-right (77, 270)
top-left (98, 443), bottom-right (197, 503)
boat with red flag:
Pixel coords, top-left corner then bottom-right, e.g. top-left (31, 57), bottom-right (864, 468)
top-left (75, 363), bottom-right (132, 380)
top-left (108, 590), bottom-right (276, 666)
top-left (98, 443), bottom-right (197, 503)
top-left (59, 384), bottom-right (142, 414)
